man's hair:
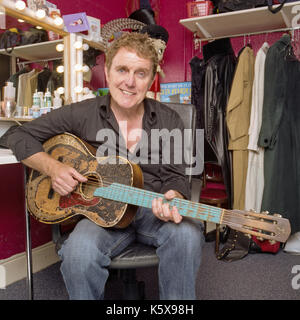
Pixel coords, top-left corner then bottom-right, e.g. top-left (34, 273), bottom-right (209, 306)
top-left (105, 32), bottom-right (159, 79)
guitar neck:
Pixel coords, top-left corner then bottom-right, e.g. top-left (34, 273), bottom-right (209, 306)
top-left (94, 183), bottom-right (223, 224)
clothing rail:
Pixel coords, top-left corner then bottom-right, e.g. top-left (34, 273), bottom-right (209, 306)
top-left (194, 26), bottom-right (300, 43)
top-left (17, 57), bottom-right (62, 68)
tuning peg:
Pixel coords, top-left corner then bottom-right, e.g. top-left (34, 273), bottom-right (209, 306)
top-left (262, 210), bottom-right (269, 215)
top-left (273, 213), bottom-right (282, 218)
top-left (250, 209), bottom-right (256, 212)
top-left (257, 236), bottom-right (265, 241)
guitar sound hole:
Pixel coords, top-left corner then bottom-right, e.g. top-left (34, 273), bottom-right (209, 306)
top-left (80, 173), bottom-right (102, 200)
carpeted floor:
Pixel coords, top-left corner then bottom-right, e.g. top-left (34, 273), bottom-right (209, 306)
top-left (0, 242), bottom-right (299, 300)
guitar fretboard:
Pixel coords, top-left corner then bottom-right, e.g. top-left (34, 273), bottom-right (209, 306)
top-left (94, 183), bottom-right (223, 224)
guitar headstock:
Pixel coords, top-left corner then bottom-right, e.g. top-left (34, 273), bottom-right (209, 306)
top-left (223, 209), bottom-right (291, 243)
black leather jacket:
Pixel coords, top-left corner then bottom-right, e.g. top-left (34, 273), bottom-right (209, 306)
top-left (191, 38), bottom-right (236, 207)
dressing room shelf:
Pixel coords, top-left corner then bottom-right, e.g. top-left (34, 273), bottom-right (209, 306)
top-left (0, 39), bottom-right (64, 61)
top-left (179, 1), bottom-right (300, 41)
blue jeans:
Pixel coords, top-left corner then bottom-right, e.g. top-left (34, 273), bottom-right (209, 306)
top-left (58, 207), bottom-right (204, 300)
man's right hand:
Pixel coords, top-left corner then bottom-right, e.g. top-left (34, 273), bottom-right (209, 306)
top-left (22, 151), bottom-right (87, 196)
top-left (48, 161), bottom-right (87, 196)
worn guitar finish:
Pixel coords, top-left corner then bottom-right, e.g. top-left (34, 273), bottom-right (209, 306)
top-left (26, 133), bottom-right (143, 228)
top-left (26, 133), bottom-right (291, 242)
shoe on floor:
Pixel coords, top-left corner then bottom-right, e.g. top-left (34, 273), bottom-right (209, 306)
top-left (284, 231), bottom-right (300, 255)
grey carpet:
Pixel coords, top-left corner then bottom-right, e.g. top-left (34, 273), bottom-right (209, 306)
top-left (0, 242), bottom-right (299, 300)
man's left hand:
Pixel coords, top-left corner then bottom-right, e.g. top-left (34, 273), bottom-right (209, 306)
top-left (152, 190), bottom-right (183, 224)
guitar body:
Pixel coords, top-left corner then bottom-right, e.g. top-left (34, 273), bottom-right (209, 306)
top-left (26, 133), bottom-right (144, 228)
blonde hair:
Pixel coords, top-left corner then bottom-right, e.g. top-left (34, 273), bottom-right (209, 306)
top-left (105, 32), bottom-right (158, 79)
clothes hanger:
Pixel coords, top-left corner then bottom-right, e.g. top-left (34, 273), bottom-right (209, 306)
top-left (285, 29), bottom-right (298, 62)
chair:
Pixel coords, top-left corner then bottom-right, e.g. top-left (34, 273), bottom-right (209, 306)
top-left (200, 162), bottom-right (228, 253)
top-left (52, 102), bottom-right (200, 300)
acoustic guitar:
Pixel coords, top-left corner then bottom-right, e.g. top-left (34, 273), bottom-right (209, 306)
top-left (26, 133), bottom-right (291, 243)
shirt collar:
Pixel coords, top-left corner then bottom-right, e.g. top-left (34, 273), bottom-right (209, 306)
top-left (99, 94), bottom-right (158, 126)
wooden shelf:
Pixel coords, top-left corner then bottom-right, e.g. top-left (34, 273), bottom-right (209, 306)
top-left (0, 116), bottom-right (32, 122)
top-left (0, 39), bottom-right (63, 61)
top-left (180, 1), bottom-right (300, 41)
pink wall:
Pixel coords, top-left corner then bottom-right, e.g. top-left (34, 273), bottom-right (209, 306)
top-left (0, 1), bottom-right (286, 259)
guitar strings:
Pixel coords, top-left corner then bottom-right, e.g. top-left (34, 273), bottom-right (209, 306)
top-left (71, 176), bottom-right (275, 236)
top-left (78, 176), bottom-right (223, 220)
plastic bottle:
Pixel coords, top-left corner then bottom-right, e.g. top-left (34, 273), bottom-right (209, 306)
top-left (33, 89), bottom-right (40, 107)
top-left (53, 90), bottom-right (62, 109)
top-left (3, 82), bottom-right (16, 101)
top-left (3, 82), bottom-right (16, 117)
top-left (44, 89), bottom-right (52, 108)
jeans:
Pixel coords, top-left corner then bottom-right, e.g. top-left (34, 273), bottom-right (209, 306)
top-left (58, 207), bottom-right (204, 300)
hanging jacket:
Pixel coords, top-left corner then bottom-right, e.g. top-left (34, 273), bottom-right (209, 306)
top-left (202, 38), bottom-right (237, 208)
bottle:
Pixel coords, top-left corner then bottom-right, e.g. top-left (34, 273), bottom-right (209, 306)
top-left (44, 89), bottom-right (52, 109)
top-left (3, 82), bottom-right (16, 118)
top-left (38, 92), bottom-right (44, 108)
top-left (53, 90), bottom-right (62, 109)
top-left (33, 90), bottom-right (40, 107)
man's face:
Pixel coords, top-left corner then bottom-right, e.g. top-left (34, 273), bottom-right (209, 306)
top-left (105, 47), bottom-right (154, 111)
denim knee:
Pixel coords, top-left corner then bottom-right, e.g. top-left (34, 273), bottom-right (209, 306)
top-left (162, 219), bottom-right (203, 247)
top-left (59, 231), bottom-right (110, 276)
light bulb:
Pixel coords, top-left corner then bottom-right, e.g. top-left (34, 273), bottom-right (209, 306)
top-left (82, 43), bottom-right (89, 51)
top-left (54, 16), bottom-right (64, 26)
top-left (36, 9), bottom-right (46, 19)
top-left (74, 86), bottom-right (83, 93)
top-left (56, 43), bottom-right (64, 52)
top-left (57, 87), bottom-right (65, 95)
top-left (17, 19), bottom-right (25, 23)
top-left (56, 65), bottom-right (64, 73)
top-left (74, 41), bottom-right (83, 49)
top-left (82, 65), bottom-right (89, 73)
top-left (15, 0), bottom-right (26, 10)
top-left (36, 26), bottom-right (43, 30)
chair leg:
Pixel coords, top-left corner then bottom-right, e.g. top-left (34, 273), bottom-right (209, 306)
top-left (203, 221), bottom-right (207, 236)
top-left (121, 269), bottom-right (145, 300)
top-left (215, 224), bottom-right (220, 254)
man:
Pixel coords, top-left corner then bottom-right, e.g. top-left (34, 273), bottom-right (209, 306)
top-left (8, 32), bottom-right (204, 300)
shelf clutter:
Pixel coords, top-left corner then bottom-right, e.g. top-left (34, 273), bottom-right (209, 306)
top-left (180, 1), bottom-right (300, 41)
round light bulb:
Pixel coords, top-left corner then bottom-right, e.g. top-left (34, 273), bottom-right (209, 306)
top-left (74, 86), bottom-right (83, 93)
top-left (74, 41), bottom-right (83, 49)
top-left (36, 26), bottom-right (43, 30)
top-left (56, 65), bottom-right (64, 73)
top-left (15, 0), bottom-right (26, 10)
top-left (36, 9), bottom-right (46, 19)
top-left (56, 43), bottom-right (64, 52)
top-left (82, 65), bottom-right (89, 73)
top-left (57, 87), bottom-right (65, 95)
top-left (82, 43), bottom-right (89, 51)
top-left (54, 16), bottom-right (64, 26)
